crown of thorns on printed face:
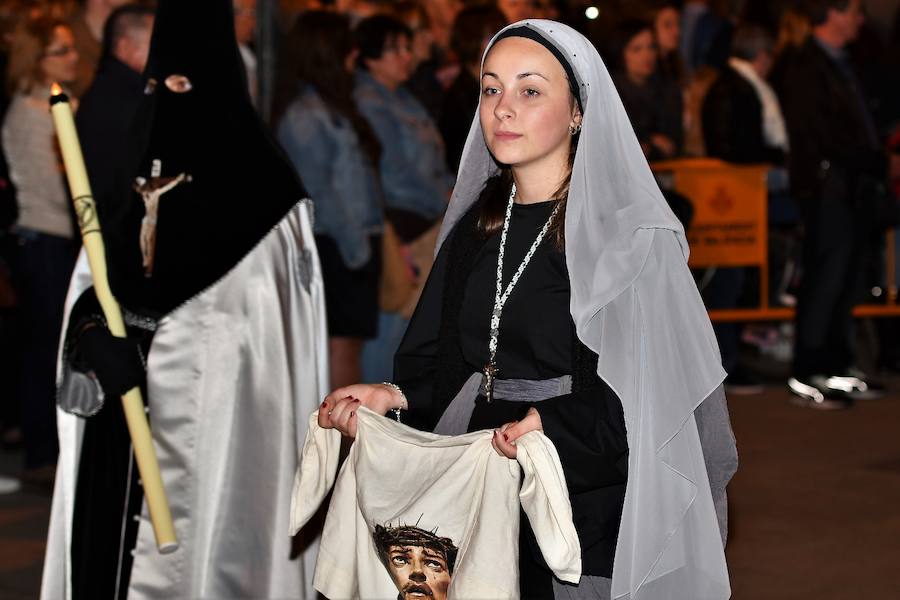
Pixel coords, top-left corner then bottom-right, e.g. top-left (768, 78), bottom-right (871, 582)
top-left (373, 524), bottom-right (459, 575)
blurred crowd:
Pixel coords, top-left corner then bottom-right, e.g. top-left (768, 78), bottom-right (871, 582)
top-left (1, 0), bottom-right (899, 492)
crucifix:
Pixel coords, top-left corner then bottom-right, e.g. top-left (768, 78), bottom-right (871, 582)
top-left (482, 360), bottom-right (499, 403)
top-left (483, 307), bottom-right (502, 402)
top-left (133, 159), bottom-right (190, 277)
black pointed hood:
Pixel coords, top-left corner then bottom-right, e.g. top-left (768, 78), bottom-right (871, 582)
top-left (102, 0), bottom-right (307, 316)
top-left (146, 0), bottom-right (249, 100)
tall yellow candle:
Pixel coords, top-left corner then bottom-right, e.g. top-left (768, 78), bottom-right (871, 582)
top-left (49, 83), bottom-right (178, 554)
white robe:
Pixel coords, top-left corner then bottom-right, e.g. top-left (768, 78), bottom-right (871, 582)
top-left (41, 200), bottom-right (329, 599)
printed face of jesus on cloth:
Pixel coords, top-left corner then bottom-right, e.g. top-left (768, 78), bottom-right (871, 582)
top-left (374, 524), bottom-right (458, 600)
top-left (386, 544), bottom-right (452, 599)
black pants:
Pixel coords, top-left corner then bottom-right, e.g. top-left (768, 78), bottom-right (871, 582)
top-left (0, 233), bottom-right (21, 431)
top-left (793, 178), bottom-right (870, 379)
top-left (71, 392), bottom-right (144, 600)
top-left (703, 267), bottom-right (745, 374)
top-left (14, 229), bottom-right (78, 468)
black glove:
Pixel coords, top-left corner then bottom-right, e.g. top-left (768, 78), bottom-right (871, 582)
top-left (73, 324), bottom-right (145, 398)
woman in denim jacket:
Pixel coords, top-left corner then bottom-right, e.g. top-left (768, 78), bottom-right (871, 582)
top-left (274, 11), bottom-right (384, 389)
top-left (353, 15), bottom-right (454, 382)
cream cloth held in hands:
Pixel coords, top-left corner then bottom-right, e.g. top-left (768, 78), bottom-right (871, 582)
top-left (290, 408), bottom-right (581, 599)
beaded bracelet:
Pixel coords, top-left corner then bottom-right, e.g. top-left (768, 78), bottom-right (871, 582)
top-left (381, 382), bottom-right (407, 422)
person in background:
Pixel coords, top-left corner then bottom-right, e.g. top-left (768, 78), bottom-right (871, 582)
top-left (392, 2), bottom-right (442, 119)
top-left (648, 0), bottom-right (685, 86)
top-left (2, 15), bottom-right (80, 483)
top-left (0, 9), bottom-right (17, 484)
top-left (0, 0), bottom-right (23, 453)
top-left (497, 0), bottom-right (537, 24)
top-left (609, 19), bottom-right (683, 161)
top-left (703, 24), bottom-right (786, 165)
top-left (354, 15), bottom-right (449, 236)
top-left (339, 0), bottom-right (393, 26)
top-left (419, 0), bottom-right (462, 54)
top-left (534, 0), bottom-right (560, 20)
top-left (274, 10), bottom-right (384, 389)
top-left (0, 2), bottom-right (18, 113)
top-left (680, 0), bottom-right (731, 73)
top-left (67, 0), bottom-right (129, 97)
top-left (874, 4), bottom-right (900, 374)
top-left (701, 24), bottom-right (790, 395)
top-left (608, 19), bottom-right (694, 229)
top-left (769, 5), bottom-right (811, 99)
top-left (233, 0), bottom-right (257, 105)
top-left (76, 4), bottom-right (153, 211)
top-left (353, 14), bottom-right (453, 382)
top-left (438, 5), bottom-right (506, 172)
top-left (782, 0), bottom-right (900, 408)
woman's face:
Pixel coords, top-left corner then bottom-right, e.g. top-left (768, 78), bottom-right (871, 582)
top-left (623, 29), bottom-right (657, 82)
top-left (41, 25), bottom-right (78, 86)
top-left (479, 36), bottom-right (579, 173)
top-left (366, 33), bottom-right (413, 90)
top-left (654, 7), bottom-right (680, 54)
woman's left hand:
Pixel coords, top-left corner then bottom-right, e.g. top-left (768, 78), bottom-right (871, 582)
top-left (492, 407), bottom-right (543, 459)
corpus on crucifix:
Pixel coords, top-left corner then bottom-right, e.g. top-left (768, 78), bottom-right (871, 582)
top-left (133, 158), bottom-right (190, 276)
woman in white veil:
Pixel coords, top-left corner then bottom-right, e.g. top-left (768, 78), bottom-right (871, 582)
top-left (321, 19), bottom-right (737, 599)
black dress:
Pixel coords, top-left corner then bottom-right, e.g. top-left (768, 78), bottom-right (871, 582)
top-left (394, 199), bottom-right (628, 596)
top-left (613, 73), bottom-right (684, 160)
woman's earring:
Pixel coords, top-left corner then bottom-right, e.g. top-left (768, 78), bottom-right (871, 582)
top-left (569, 123), bottom-right (582, 135)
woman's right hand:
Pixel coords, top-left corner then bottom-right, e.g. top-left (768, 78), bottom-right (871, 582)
top-left (318, 384), bottom-right (404, 439)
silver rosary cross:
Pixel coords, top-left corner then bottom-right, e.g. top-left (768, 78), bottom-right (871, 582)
top-left (482, 360), bottom-right (499, 403)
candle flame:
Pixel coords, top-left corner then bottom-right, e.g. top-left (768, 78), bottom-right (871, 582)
top-left (50, 82), bottom-right (63, 96)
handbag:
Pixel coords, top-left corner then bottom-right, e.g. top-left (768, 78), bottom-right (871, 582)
top-left (378, 219), bottom-right (415, 313)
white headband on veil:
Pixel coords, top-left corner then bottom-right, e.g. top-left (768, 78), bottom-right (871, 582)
top-left (437, 20), bottom-right (733, 599)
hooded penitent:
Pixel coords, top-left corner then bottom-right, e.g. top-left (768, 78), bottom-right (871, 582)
top-left (102, 0), bottom-right (306, 315)
top-left (41, 1), bottom-right (328, 599)
top-left (435, 21), bottom-right (737, 600)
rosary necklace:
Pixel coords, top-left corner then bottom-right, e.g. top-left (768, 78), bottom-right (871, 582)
top-left (484, 182), bottom-right (561, 402)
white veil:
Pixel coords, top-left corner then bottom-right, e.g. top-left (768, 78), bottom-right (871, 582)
top-left (437, 20), bottom-right (735, 600)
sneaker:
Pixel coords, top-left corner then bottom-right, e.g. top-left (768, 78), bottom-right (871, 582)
top-left (834, 368), bottom-right (884, 400)
top-left (0, 475), bottom-right (21, 495)
top-left (787, 376), bottom-right (853, 410)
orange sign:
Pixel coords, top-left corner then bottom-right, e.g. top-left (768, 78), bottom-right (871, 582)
top-left (653, 159), bottom-right (768, 268)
